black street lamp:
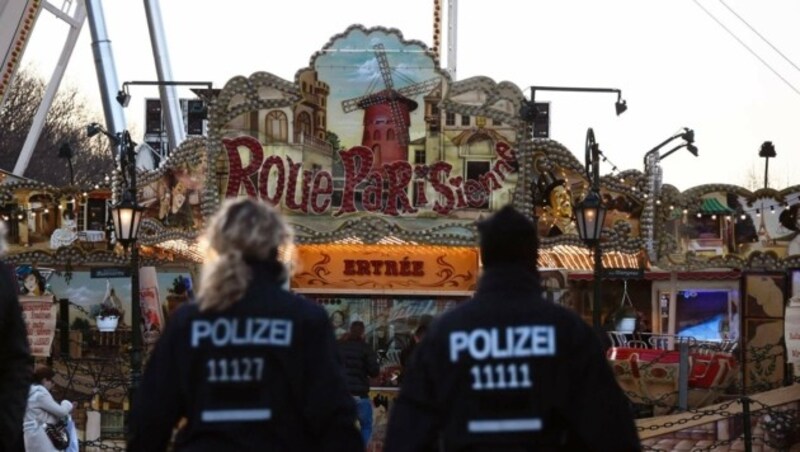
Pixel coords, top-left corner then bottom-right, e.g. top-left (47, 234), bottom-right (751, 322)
top-left (87, 122), bottom-right (143, 407)
top-left (642, 127), bottom-right (698, 166)
top-left (574, 128), bottom-right (607, 331)
top-left (116, 80), bottom-right (216, 107)
top-left (57, 143), bottom-right (76, 186)
top-left (520, 85), bottom-right (626, 139)
top-left (528, 85), bottom-right (627, 116)
top-left (641, 128), bottom-right (698, 261)
top-left (759, 141), bottom-right (776, 189)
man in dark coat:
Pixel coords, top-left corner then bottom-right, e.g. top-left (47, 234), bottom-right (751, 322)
top-left (385, 205), bottom-right (641, 451)
top-left (0, 225), bottom-right (32, 452)
top-left (338, 321), bottom-right (380, 446)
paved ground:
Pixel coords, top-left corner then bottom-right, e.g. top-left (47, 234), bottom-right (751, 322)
top-left (642, 437), bottom-right (800, 451)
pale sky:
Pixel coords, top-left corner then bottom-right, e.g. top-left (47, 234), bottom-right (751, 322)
top-left (18, 0), bottom-right (800, 191)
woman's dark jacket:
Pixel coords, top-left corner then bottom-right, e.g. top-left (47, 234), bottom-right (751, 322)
top-left (127, 263), bottom-right (361, 452)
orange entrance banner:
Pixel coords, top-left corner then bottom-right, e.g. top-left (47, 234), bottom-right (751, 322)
top-left (291, 244), bottom-right (479, 293)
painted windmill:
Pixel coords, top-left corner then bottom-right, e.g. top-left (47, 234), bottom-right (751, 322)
top-left (341, 43), bottom-right (440, 168)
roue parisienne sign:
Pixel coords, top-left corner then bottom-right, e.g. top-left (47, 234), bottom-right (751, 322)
top-left (223, 135), bottom-right (518, 216)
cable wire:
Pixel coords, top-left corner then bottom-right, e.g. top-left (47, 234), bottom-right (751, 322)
top-left (718, 0), bottom-right (800, 75)
top-left (692, 0), bottom-right (800, 96)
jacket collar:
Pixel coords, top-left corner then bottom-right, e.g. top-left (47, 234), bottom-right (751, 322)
top-left (475, 264), bottom-right (542, 298)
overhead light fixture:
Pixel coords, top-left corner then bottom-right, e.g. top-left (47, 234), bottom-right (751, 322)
top-left (681, 128), bottom-right (695, 144)
top-left (57, 143), bottom-right (73, 159)
top-left (759, 141), bottom-right (776, 158)
top-left (116, 89), bottom-right (131, 107)
top-left (111, 190), bottom-right (143, 251)
top-left (86, 123), bottom-right (102, 138)
top-left (615, 94), bottom-right (628, 116)
top-left (526, 85), bottom-right (628, 122)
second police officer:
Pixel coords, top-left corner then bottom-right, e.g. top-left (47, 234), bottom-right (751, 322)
top-left (385, 205), bottom-right (641, 452)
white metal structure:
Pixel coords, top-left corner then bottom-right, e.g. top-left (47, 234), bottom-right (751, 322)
top-left (3, 0), bottom-right (184, 176)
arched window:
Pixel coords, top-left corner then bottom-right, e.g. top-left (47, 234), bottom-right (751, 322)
top-left (373, 130), bottom-right (381, 141)
top-left (467, 133), bottom-right (492, 156)
top-left (386, 129), bottom-right (395, 141)
top-left (296, 112), bottom-right (312, 138)
top-left (265, 111), bottom-right (288, 142)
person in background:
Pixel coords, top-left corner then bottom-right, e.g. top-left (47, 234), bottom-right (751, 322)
top-left (128, 197), bottom-right (361, 451)
top-left (338, 321), bottom-right (380, 447)
top-left (385, 205), bottom-right (641, 452)
top-left (0, 221), bottom-right (32, 452)
top-left (398, 323), bottom-right (427, 381)
top-left (23, 366), bottom-right (72, 452)
top-left (330, 310), bottom-right (348, 340)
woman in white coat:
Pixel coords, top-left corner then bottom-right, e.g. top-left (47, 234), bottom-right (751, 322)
top-left (23, 366), bottom-right (73, 452)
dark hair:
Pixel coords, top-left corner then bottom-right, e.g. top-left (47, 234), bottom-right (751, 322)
top-left (414, 323), bottom-right (428, 338)
top-left (26, 269), bottom-right (46, 293)
top-left (349, 320), bottom-right (366, 338)
top-left (33, 365), bottom-right (55, 384)
top-left (779, 205), bottom-right (800, 232)
top-left (477, 205), bottom-right (539, 269)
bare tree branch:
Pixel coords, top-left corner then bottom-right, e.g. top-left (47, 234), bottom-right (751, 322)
top-left (0, 66), bottom-right (116, 186)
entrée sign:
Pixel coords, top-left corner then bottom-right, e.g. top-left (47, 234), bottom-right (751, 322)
top-left (223, 136), bottom-right (518, 216)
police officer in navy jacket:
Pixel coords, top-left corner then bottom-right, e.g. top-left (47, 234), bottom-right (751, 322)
top-left (128, 198), bottom-right (362, 452)
top-left (385, 205), bottom-right (641, 452)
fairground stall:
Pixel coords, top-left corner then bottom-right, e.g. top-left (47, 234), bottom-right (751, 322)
top-left (5, 23), bottom-right (800, 451)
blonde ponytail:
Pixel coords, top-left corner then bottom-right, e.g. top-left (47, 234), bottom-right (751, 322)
top-left (197, 198), bottom-right (292, 312)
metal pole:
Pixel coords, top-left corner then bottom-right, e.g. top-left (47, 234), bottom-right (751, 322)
top-left (67, 158), bottom-right (75, 186)
top-left (129, 244), bottom-right (141, 402)
top-left (678, 341), bottom-right (689, 410)
top-left (12, 1), bottom-right (87, 177)
top-left (742, 396), bottom-right (753, 452)
top-left (763, 156), bottom-right (770, 190)
top-left (59, 298), bottom-right (70, 357)
top-left (588, 134), bottom-right (603, 332)
top-left (85, 0), bottom-right (127, 138)
top-left (446, 0), bottom-right (458, 80)
top-left (593, 243), bottom-right (602, 331)
top-left (143, 0), bottom-right (186, 152)
top-left (125, 133), bottom-right (142, 406)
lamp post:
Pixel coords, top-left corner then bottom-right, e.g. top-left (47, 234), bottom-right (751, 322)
top-left (116, 80), bottom-right (218, 157)
top-left (574, 128), bottom-right (607, 331)
top-left (116, 80), bottom-right (216, 106)
top-left (528, 85), bottom-right (628, 115)
top-left (57, 143), bottom-right (75, 186)
top-left (641, 128), bottom-right (698, 261)
top-left (520, 85), bottom-right (626, 139)
top-left (87, 122), bottom-right (144, 406)
top-left (759, 141), bottom-right (776, 189)
top-left (641, 128), bottom-right (698, 167)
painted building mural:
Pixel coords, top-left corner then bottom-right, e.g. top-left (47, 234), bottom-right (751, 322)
top-left (1, 25), bottom-right (799, 270)
top-left (0, 26), bottom-right (800, 434)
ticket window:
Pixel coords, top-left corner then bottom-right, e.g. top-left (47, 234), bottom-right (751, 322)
top-left (652, 282), bottom-right (740, 342)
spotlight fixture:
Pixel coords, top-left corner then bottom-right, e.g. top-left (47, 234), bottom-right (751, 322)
top-left (116, 89), bottom-right (131, 107)
top-left (615, 94), bottom-right (627, 116)
top-left (681, 128), bottom-right (695, 144)
top-left (86, 123), bottom-right (102, 138)
top-left (527, 85), bottom-right (628, 122)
